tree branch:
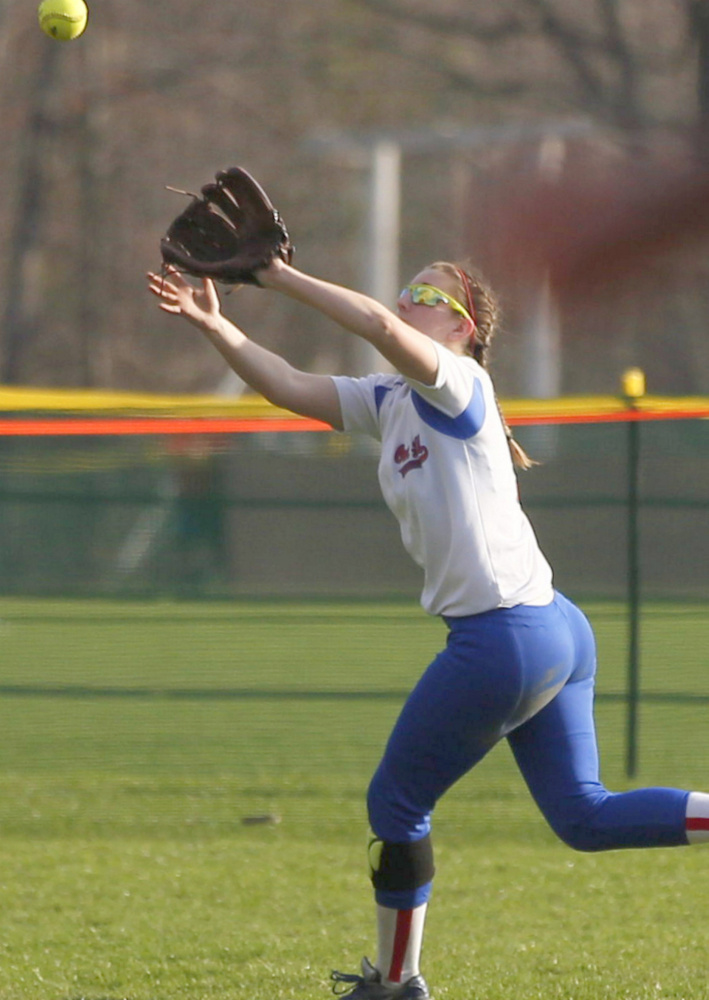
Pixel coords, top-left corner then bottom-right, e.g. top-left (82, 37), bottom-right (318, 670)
top-left (597, 0), bottom-right (642, 126)
top-left (523, 0), bottom-right (608, 105)
top-left (361, 30), bottom-right (527, 99)
top-left (347, 0), bottom-right (529, 42)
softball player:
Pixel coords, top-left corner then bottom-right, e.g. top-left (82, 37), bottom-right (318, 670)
top-left (148, 258), bottom-right (709, 1000)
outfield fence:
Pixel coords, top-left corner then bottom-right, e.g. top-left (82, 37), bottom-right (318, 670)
top-left (1, 385), bottom-right (709, 776)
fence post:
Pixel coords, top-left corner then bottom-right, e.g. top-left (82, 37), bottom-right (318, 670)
top-left (622, 367), bottom-right (645, 778)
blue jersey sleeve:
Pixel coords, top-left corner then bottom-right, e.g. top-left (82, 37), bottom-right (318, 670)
top-left (405, 343), bottom-right (486, 438)
top-left (331, 373), bottom-right (400, 439)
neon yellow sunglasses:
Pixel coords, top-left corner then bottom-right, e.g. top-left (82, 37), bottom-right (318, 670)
top-left (402, 283), bottom-right (473, 323)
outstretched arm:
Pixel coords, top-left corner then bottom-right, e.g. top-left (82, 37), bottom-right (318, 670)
top-left (258, 259), bottom-right (440, 385)
top-left (147, 269), bottom-right (343, 430)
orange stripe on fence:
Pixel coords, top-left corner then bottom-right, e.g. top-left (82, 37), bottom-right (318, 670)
top-left (0, 417), bottom-right (332, 436)
top-left (0, 408), bottom-right (708, 436)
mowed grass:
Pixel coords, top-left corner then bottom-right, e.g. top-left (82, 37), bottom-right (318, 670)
top-left (0, 598), bottom-right (707, 1000)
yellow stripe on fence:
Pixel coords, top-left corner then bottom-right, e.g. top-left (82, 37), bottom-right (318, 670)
top-left (1, 385), bottom-right (709, 425)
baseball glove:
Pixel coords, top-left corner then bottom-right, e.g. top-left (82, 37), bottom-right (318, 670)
top-left (160, 166), bottom-right (293, 286)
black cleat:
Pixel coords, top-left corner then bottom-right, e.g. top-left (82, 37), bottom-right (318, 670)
top-left (331, 958), bottom-right (430, 1000)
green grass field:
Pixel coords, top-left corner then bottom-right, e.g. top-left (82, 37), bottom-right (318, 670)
top-left (0, 598), bottom-right (707, 1000)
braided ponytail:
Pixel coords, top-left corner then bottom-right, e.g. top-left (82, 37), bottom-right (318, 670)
top-left (430, 261), bottom-right (537, 471)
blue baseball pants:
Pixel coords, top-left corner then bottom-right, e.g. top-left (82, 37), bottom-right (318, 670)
top-left (367, 591), bottom-right (690, 908)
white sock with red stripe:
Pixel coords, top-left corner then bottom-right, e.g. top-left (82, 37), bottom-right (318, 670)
top-left (686, 791), bottom-right (709, 843)
top-left (375, 902), bottom-right (427, 987)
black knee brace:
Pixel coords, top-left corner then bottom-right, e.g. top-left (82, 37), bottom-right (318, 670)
top-left (368, 834), bottom-right (435, 892)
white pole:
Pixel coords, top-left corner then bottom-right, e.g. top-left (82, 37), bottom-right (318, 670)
top-left (522, 135), bottom-right (565, 459)
top-left (357, 140), bottom-right (401, 374)
top-left (524, 270), bottom-right (562, 398)
top-left (522, 135), bottom-right (565, 399)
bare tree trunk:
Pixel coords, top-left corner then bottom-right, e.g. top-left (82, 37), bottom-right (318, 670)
top-left (1, 37), bottom-right (59, 384)
top-left (75, 43), bottom-right (98, 388)
top-left (690, 0), bottom-right (709, 161)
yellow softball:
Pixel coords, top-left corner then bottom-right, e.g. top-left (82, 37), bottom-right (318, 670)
top-left (38, 0), bottom-right (88, 41)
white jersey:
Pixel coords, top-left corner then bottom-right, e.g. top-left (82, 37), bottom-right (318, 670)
top-left (332, 341), bottom-right (554, 617)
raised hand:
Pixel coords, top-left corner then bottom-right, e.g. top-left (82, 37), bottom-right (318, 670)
top-left (146, 267), bottom-right (223, 330)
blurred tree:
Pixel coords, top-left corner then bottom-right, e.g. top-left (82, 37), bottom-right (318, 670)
top-left (0, 0), bottom-right (708, 394)
top-left (349, 0), bottom-right (693, 129)
top-left (1, 34), bottom-right (59, 383)
top-left (690, 0), bottom-right (709, 139)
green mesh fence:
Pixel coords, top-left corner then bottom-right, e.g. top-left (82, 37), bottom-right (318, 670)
top-left (1, 419), bottom-right (708, 600)
top-left (1, 416), bottom-right (708, 781)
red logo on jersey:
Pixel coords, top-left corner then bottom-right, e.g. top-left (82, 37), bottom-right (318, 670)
top-left (395, 435), bottom-right (429, 477)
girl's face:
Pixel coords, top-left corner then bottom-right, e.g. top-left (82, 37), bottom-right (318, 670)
top-left (397, 268), bottom-right (473, 353)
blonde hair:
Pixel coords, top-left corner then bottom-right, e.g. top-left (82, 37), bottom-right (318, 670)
top-left (429, 260), bottom-right (537, 471)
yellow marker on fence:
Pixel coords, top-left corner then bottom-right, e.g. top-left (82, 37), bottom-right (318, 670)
top-left (622, 367), bottom-right (646, 399)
